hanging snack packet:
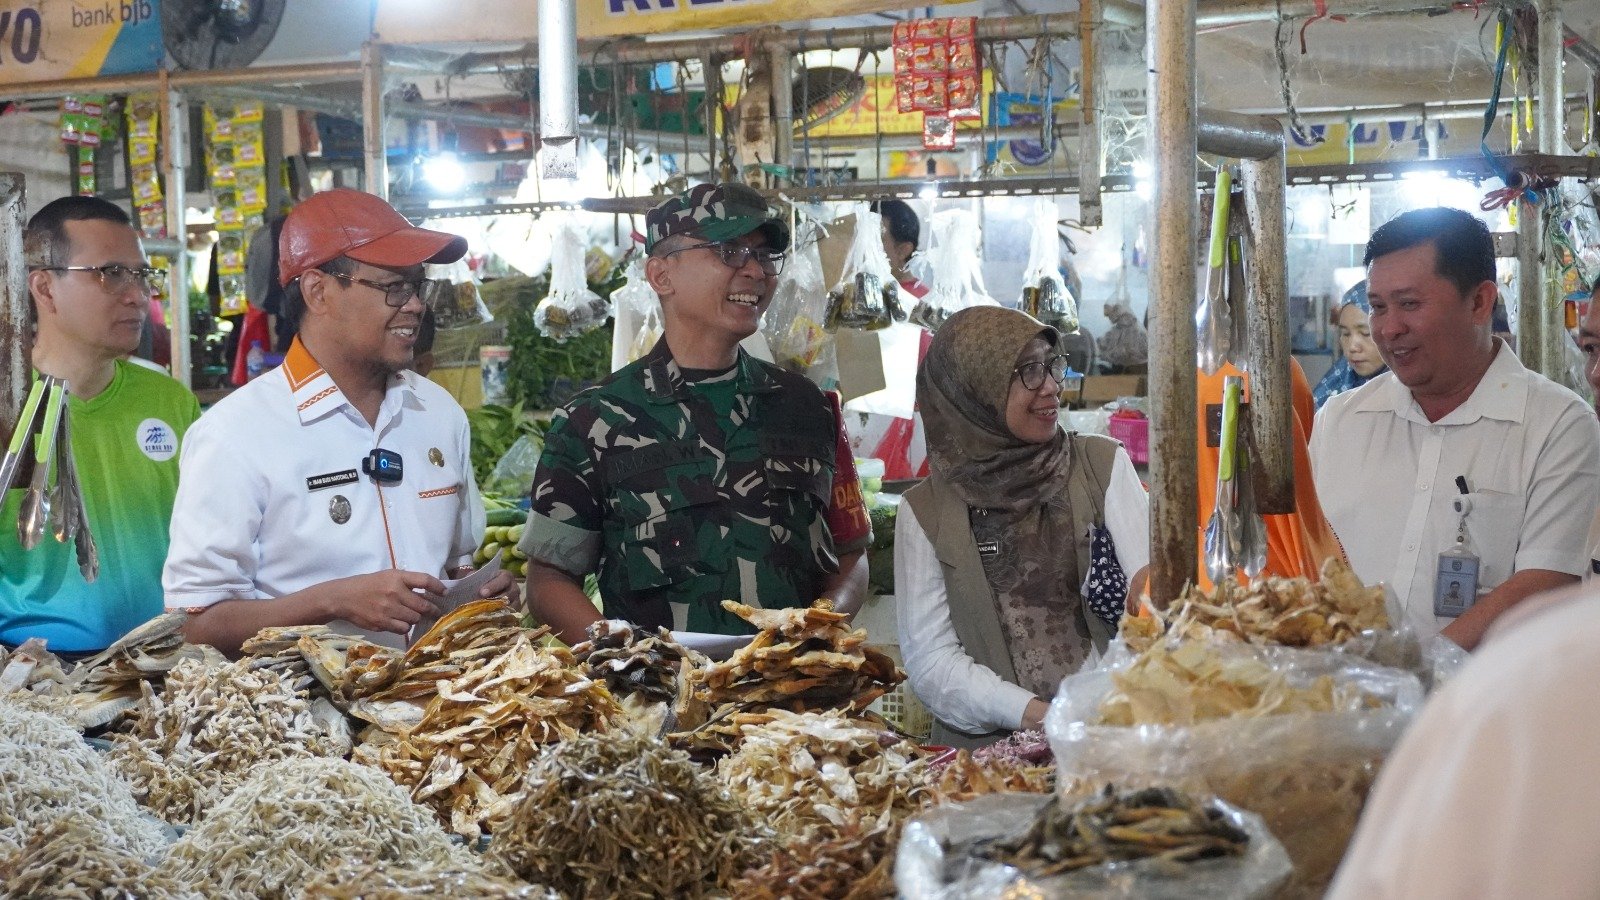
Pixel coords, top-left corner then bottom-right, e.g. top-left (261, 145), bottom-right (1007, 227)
top-left (534, 217), bottom-right (611, 342)
top-left (1020, 198), bottom-right (1078, 333)
top-left (824, 203), bottom-right (905, 332)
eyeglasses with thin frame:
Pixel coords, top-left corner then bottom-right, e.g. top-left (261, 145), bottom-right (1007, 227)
top-left (1012, 354), bottom-right (1072, 391)
top-left (321, 270), bottom-right (432, 308)
top-left (32, 264), bottom-right (166, 294)
top-left (656, 240), bottom-right (786, 276)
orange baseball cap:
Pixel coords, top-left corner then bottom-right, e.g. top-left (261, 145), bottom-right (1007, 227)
top-left (278, 188), bottom-right (468, 286)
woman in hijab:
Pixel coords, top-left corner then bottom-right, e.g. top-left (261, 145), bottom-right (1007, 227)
top-left (1313, 280), bottom-right (1387, 409)
top-left (895, 306), bottom-right (1150, 747)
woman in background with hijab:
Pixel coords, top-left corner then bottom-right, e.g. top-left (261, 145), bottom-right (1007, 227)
top-left (1313, 280), bottom-right (1387, 409)
top-left (896, 306), bottom-right (1149, 747)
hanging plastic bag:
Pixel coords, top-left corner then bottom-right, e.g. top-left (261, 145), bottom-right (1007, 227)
top-left (605, 257), bottom-right (662, 371)
top-left (764, 219), bottom-right (837, 379)
top-left (913, 208), bottom-right (997, 331)
top-left (1020, 197), bottom-right (1078, 333)
top-left (824, 203), bottom-right (906, 332)
top-left (421, 257), bottom-right (493, 332)
top-left (533, 216), bottom-right (611, 342)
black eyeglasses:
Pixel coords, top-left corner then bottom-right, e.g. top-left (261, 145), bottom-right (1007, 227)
top-left (657, 240), bottom-right (786, 276)
top-left (33, 264), bottom-right (166, 294)
top-left (322, 270), bottom-right (431, 308)
top-left (1012, 354), bottom-right (1072, 391)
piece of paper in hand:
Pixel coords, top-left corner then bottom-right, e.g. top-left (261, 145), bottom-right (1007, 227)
top-left (408, 549), bottom-right (504, 646)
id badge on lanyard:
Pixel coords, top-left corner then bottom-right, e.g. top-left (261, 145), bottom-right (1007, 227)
top-left (1434, 488), bottom-right (1480, 619)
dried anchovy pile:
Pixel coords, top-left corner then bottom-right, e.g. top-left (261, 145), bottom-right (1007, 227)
top-left (962, 785), bottom-right (1250, 877)
top-left (301, 859), bottom-right (558, 899)
top-left (730, 820), bottom-right (897, 900)
top-left (109, 657), bottom-right (353, 824)
top-left (0, 699), bottom-right (168, 861)
top-left (491, 732), bottom-right (771, 899)
top-left (352, 601), bottom-right (622, 838)
top-left (571, 619), bottom-right (705, 706)
top-left (717, 708), bottom-right (932, 837)
top-left (162, 757), bottom-right (478, 899)
top-left (0, 820), bottom-right (198, 900)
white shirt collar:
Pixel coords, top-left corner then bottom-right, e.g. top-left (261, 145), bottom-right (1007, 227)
top-left (281, 337), bottom-right (425, 427)
top-left (1351, 339), bottom-right (1528, 426)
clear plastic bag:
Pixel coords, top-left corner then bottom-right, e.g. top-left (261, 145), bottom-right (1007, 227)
top-left (913, 209), bottom-right (997, 331)
top-left (764, 219), bottom-right (837, 378)
top-left (606, 258), bottom-right (662, 371)
top-left (422, 258), bottom-right (493, 331)
top-left (824, 203), bottom-right (906, 332)
top-left (896, 791), bottom-right (1293, 900)
top-left (533, 216), bottom-right (611, 342)
top-left (1045, 645), bottom-right (1423, 899)
top-left (1021, 198), bottom-right (1078, 333)
top-left (485, 434), bottom-right (542, 499)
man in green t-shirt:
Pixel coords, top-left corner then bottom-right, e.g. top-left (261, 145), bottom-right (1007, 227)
top-left (0, 196), bottom-right (201, 654)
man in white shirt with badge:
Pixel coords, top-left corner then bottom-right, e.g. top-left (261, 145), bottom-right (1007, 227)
top-left (1310, 206), bottom-right (1600, 651)
top-left (164, 189), bottom-right (513, 655)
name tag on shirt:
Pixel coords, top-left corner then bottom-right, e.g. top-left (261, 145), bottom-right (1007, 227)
top-left (306, 469), bottom-right (359, 492)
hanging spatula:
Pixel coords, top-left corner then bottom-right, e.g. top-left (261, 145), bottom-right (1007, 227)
top-left (1204, 375), bottom-right (1244, 584)
top-left (1196, 166), bottom-right (1233, 375)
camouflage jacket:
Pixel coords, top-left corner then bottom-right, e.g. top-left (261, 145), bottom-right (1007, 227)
top-left (522, 339), bottom-right (858, 634)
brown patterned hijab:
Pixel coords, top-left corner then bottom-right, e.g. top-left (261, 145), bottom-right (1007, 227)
top-left (918, 306), bottom-right (1096, 696)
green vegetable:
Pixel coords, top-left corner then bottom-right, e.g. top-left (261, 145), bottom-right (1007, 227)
top-left (466, 401), bottom-right (545, 488)
top-left (486, 507), bottom-right (528, 527)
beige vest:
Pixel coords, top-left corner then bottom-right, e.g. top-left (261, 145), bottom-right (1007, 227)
top-left (903, 433), bottom-right (1120, 747)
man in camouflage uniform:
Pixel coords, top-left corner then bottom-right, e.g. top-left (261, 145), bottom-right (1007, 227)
top-left (520, 183), bottom-right (872, 641)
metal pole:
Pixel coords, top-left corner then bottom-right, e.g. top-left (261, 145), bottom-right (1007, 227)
top-left (1197, 109), bottom-right (1284, 160)
top-left (538, 0), bottom-right (580, 180)
top-left (1148, 0), bottom-right (1199, 606)
top-left (0, 173), bottom-right (27, 432)
top-left (1240, 153), bottom-right (1294, 513)
top-left (1196, 0), bottom-right (1457, 28)
top-left (1517, 199), bottom-right (1544, 374)
top-left (361, 42), bottom-right (388, 198)
top-left (703, 53), bottom-right (722, 177)
top-left (769, 43), bottom-right (795, 188)
top-left (162, 73), bottom-right (192, 390)
top-left (1536, 0), bottom-right (1566, 383)
top-left (1079, 0), bottom-right (1104, 227)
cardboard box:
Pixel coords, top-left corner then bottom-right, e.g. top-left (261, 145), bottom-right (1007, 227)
top-left (1079, 375), bottom-right (1146, 405)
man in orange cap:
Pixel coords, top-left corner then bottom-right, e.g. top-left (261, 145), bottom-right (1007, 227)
top-left (164, 189), bottom-right (513, 655)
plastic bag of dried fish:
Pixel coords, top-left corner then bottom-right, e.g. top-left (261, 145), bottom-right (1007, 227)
top-left (1, 820), bottom-right (199, 900)
top-left (897, 787), bottom-right (1292, 899)
top-left (0, 698), bottom-right (170, 861)
top-left (109, 657), bottom-right (354, 825)
top-left (492, 732), bottom-right (771, 899)
top-left (161, 757), bottom-right (481, 899)
top-left (301, 859), bottom-right (558, 899)
top-left (1045, 643), bottom-right (1423, 898)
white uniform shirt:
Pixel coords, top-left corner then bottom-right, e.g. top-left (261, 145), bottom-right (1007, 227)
top-left (895, 449), bottom-right (1149, 734)
top-left (1310, 342), bottom-right (1600, 638)
top-left (163, 339), bottom-right (483, 645)
top-left (1327, 585), bottom-right (1600, 900)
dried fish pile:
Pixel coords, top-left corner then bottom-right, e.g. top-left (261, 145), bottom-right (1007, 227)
top-left (929, 749), bottom-right (1056, 803)
top-left (491, 732), bottom-right (770, 899)
top-left (238, 624), bottom-right (334, 693)
top-left (730, 821), bottom-right (896, 900)
top-left (0, 820), bottom-right (198, 900)
top-left (351, 600), bottom-right (623, 837)
top-left (717, 708), bottom-right (932, 836)
top-left (301, 860), bottom-right (558, 899)
top-left (162, 757), bottom-right (479, 899)
top-left (572, 619), bottom-right (706, 705)
top-left (109, 657), bottom-right (353, 824)
top-left (960, 785), bottom-right (1250, 877)
top-left (64, 613), bottom-right (221, 728)
top-left (0, 637), bottom-right (74, 697)
top-left (0, 699), bottom-right (168, 860)
top-left (689, 600), bottom-right (902, 727)
top-left (239, 625), bottom-right (404, 704)
top-left (1124, 558), bottom-right (1388, 652)
top-left (1096, 642), bottom-right (1379, 727)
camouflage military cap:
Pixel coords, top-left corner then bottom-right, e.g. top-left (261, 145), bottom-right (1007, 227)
top-left (645, 182), bottom-right (790, 253)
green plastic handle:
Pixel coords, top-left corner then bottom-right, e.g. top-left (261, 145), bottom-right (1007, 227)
top-left (1218, 376), bottom-right (1242, 482)
top-left (34, 381), bottom-right (63, 466)
top-left (6, 378), bottom-right (45, 456)
top-left (1207, 167), bottom-right (1233, 269)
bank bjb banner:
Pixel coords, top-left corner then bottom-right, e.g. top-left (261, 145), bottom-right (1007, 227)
top-left (0, 0), bottom-right (161, 85)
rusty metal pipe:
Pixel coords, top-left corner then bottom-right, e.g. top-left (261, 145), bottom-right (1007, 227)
top-left (0, 174), bottom-right (26, 438)
top-left (1240, 153), bottom-right (1294, 513)
top-left (1197, 109), bottom-right (1284, 160)
top-left (1147, 0), bottom-right (1200, 606)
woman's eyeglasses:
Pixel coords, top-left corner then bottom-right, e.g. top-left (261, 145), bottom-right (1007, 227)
top-left (1012, 355), bottom-right (1071, 391)
top-left (33, 264), bottom-right (166, 294)
top-left (657, 240), bottom-right (786, 276)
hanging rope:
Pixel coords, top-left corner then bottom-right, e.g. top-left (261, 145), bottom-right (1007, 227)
top-left (1274, 0), bottom-right (1321, 146)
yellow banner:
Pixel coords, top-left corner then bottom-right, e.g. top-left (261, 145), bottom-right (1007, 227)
top-left (376, 0), bottom-right (971, 44)
top-left (0, 0), bottom-right (161, 85)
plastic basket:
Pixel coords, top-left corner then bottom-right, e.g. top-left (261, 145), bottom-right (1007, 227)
top-left (1106, 414), bottom-right (1150, 465)
top-left (873, 680), bottom-right (933, 742)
